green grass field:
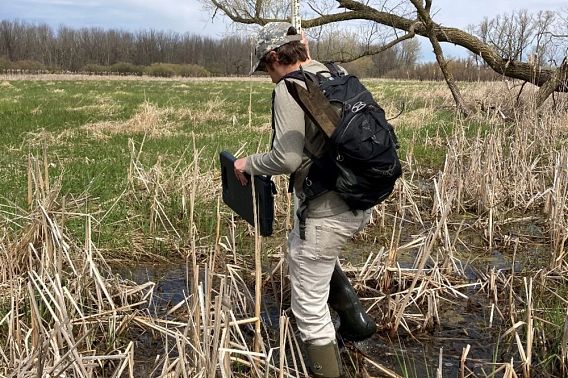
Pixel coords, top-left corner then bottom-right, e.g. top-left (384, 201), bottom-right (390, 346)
top-left (0, 76), bottom-right (461, 255)
top-left (1, 78), bottom-right (270, 198)
top-left (1, 78), bottom-right (276, 252)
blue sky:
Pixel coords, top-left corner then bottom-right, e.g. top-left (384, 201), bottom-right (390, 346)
top-left (419, 0), bottom-right (567, 60)
top-left (2, 0), bottom-right (230, 36)
top-left (2, 0), bottom-right (567, 61)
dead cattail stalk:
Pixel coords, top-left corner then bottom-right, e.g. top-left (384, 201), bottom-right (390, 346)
top-left (286, 319), bottom-right (308, 376)
top-left (212, 196), bottom-right (221, 275)
top-left (437, 347), bottom-right (443, 378)
top-left (279, 315), bottom-right (289, 378)
top-left (27, 154), bottom-right (33, 208)
top-left (42, 144), bottom-right (49, 192)
top-left (545, 149), bottom-right (567, 268)
top-left (361, 355), bottom-right (403, 378)
top-left (247, 166), bottom-right (264, 353)
top-left (390, 179), bottom-right (453, 337)
top-left (248, 77), bottom-right (253, 129)
top-left (561, 306), bottom-right (568, 376)
top-left (459, 344), bottom-right (470, 378)
top-left (381, 209), bottom-right (406, 292)
top-left (522, 277), bottom-right (534, 378)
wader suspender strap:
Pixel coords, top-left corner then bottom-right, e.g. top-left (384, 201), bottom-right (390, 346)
top-left (270, 90), bottom-right (276, 150)
top-left (297, 199), bottom-right (308, 240)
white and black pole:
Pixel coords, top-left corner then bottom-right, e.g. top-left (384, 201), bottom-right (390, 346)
top-left (291, 0), bottom-right (301, 33)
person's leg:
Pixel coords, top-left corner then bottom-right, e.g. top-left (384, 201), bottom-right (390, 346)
top-left (328, 263), bottom-right (377, 341)
top-left (287, 217), bottom-right (338, 345)
top-left (287, 209), bottom-right (370, 376)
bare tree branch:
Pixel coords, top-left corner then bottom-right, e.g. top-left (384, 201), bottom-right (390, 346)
top-left (339, 22), bottom-right (420, 63)
top-left (541, 31), bottom-right (568, 38)
top-left (425, 0), bottom-right (432, 14)
top-left (207, 0), bottom-right (568, 101)
top-left (409, 0), bottom-right (468, 115)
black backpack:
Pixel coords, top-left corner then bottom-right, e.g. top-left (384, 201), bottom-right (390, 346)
top-left (283, 63), bottom-right (402, 231)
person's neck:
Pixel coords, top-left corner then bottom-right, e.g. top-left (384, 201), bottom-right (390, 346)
top-left (284, 59), bottom-right (311, 75)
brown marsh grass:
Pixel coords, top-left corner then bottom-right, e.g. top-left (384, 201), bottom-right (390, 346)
top-left (82, 102), bottom-right (177, 140)
top-left (0, 78), bottom-right (567, 377)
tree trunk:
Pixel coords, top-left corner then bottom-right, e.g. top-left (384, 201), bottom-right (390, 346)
top-left (536, 57), bottom-right (568, 107)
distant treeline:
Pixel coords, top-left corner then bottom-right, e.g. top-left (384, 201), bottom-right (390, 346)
top-left (0, 20), bottom-right (251, 76)
top-left (341, 40), bottom-right (500, 82)
top-left (382, 60), bottom-right (501, 82)
top-left (0, 19), bottom-right (500, 81)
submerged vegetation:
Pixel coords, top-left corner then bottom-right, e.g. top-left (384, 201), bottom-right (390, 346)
top-left (0, 74), bottom-right (567, 377)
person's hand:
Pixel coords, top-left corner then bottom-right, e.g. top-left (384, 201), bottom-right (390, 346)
top-left (234, 158), bottom-right (249, 186)
top-left (300, 31), bottom-right (311, 60)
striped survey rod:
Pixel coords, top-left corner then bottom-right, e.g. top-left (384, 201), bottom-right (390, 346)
top-left (291, 0), bottom-right (301, 33)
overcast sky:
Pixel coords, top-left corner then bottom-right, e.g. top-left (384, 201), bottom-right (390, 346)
top-left (3, 0), bottom-right (567, 61)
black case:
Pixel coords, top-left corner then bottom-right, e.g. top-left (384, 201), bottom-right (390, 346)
top-left (220, 151), bottom-right (274, 236)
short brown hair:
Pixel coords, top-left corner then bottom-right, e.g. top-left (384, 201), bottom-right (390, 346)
top-left (262, 27), bottom-right (308, 67)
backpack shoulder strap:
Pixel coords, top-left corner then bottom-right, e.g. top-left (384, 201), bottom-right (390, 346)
top-left (323, 62), bottom-right (345, 78)
top-left (280, 70), bottom-right (304, 82)
top-left (279, 66), bottom-right (319, 84)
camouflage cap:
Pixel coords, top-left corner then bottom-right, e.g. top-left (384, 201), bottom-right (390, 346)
top-left (250, 22), bottom-right (302, 75)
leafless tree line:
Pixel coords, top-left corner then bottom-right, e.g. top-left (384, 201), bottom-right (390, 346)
top-left (3, 5), bottom-right (567, 86)
top-left (470, 9), bottom-right (566, 67)
top-left (0, 20), bottom-right (251, 75)
top-left (0, 19), bottom-right (426, 77)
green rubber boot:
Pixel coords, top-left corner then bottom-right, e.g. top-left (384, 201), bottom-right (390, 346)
top-left (306, 341), bottom-right (342, 378)
top-left (328, 263), bottom-right (377, 341)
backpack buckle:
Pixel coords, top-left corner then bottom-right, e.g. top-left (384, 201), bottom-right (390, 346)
top-left (352, 101), bottom-right (366, 113)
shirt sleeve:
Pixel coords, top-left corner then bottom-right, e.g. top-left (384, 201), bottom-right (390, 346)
top-left (245, 80), bottom-right (305, 176)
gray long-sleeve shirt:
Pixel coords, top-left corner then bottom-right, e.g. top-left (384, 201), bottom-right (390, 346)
top-left (245, 60), bottom-right (349, 218)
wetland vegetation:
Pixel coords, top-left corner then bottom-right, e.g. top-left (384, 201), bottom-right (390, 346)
top-left (0, 74), bottom-right (566, 377)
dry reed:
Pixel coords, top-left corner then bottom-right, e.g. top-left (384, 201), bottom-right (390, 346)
top-left (1, 81), bottom-right (567, 377)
